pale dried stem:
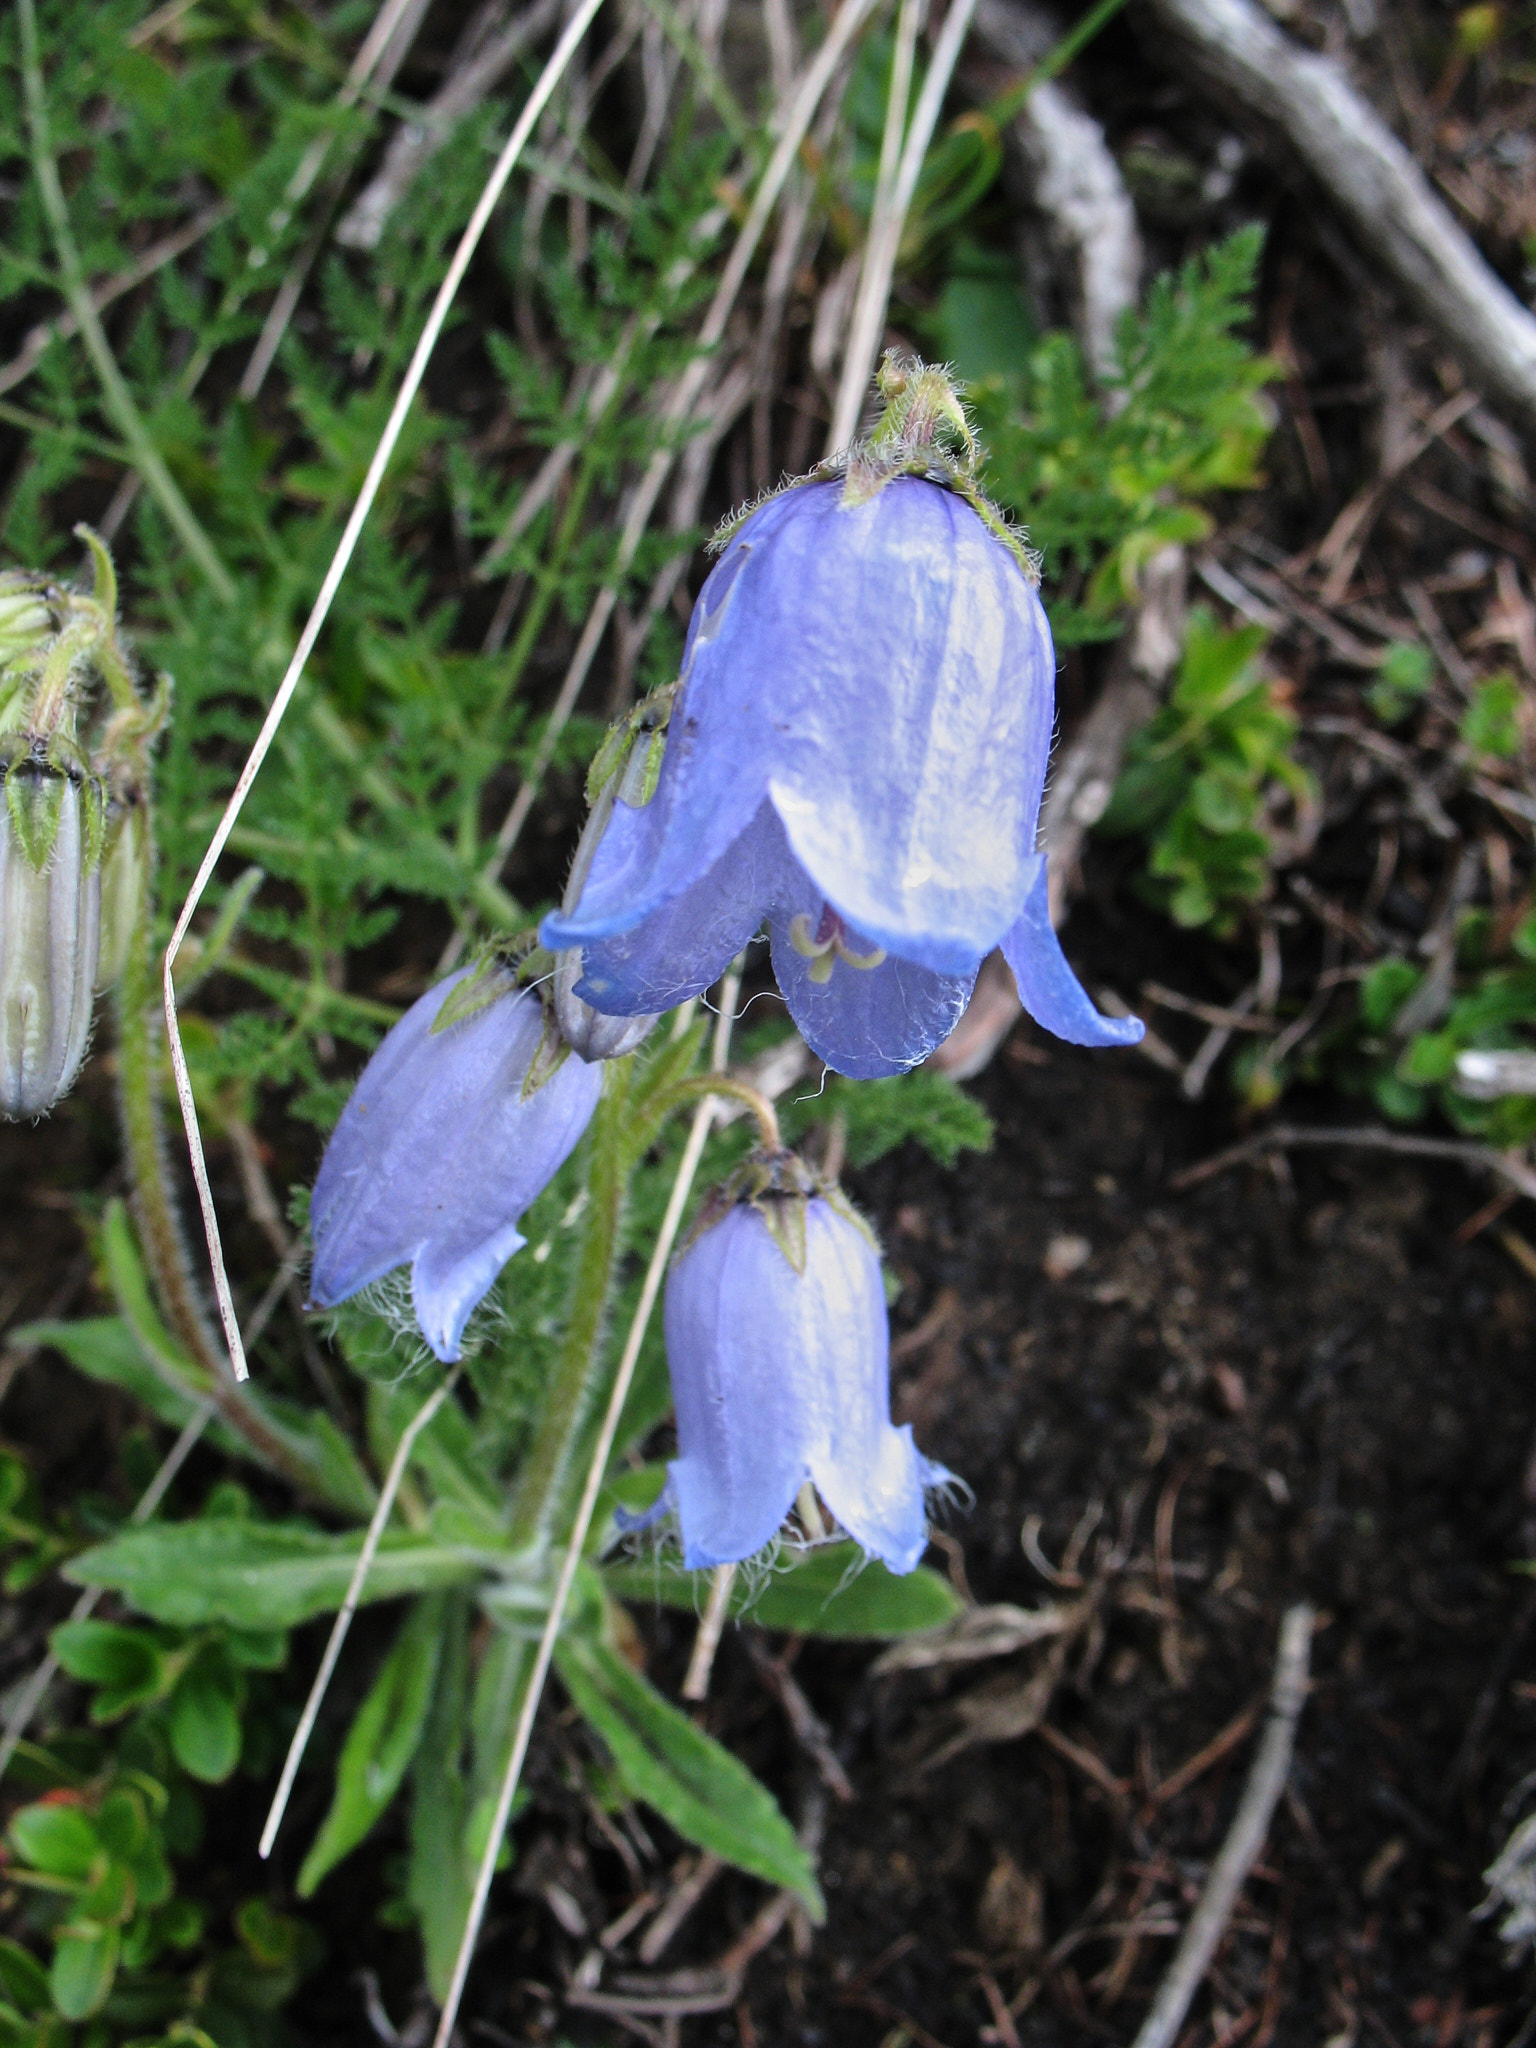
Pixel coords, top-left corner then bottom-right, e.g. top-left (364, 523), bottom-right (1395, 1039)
top-left (428, 970), bottom-right (742, 2048)
top-left (825, 0), bottom-right (924, 457)
top-left (681, 1564), bottom-right (737, 1699)
top-left (238, 0), bottom-right (440, 399)
top-left (1131, 1603), bottom-right (1313, 2048)
top-left (828, 0), bottom-right (983, 455)
top-left (259, 1372), bottom-right (459, 1860)
top-left (1145, 0), bottom-right (1536, 427)
top-left (162, 0), bottom-right (605, 1382)
top-left (338, 0), bottom-right (566, 250)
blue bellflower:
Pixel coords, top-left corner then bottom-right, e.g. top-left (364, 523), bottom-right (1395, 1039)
top-left (543, 469), bottom-right (1144, 1079)
top-left (310, 970), bottom-right (603, 1361)
top-left (657, 1167), bottom-right (948, 1574)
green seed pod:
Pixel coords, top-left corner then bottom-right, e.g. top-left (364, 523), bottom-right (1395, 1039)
top-left (1, 762), bottom-right (105, 1119)
top-left (95, 798), bottom-right (146, 993)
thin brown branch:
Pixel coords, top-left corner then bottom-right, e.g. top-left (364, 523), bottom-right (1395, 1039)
top-left (1131, 1604), bottom-right (1314, 2048)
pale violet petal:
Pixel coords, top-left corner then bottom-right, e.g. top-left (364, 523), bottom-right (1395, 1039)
top-left (768, 900), bottom-right (978, 1079)
top-left (1000, 861), bottom-right (1145, 1050)
top-left (309, 975), bottom-right (603, 1360)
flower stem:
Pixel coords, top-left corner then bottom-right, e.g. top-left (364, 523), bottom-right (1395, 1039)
top-left (504, 1061), bottom-right (633, 1554)
top-left (652, 1071), bottom-right (780, 1151)
top-left (112, 798), bottom-right (336, 1497)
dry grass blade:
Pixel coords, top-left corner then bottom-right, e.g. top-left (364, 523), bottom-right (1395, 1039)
top-left (826, 0), bottom-right (923, 455)
top-left (161, 0), bottom-right (606, 1382)
top-left (258, 1373), bottom-right (458, 1860)
top-left (475, 0), bottom-right (885, 889)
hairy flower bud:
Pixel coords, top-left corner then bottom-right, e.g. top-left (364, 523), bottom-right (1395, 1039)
top-left (309, 968), bottom-right (604, 1361)
top-left (1, 762), bottom-right (105, 1119)
top-left (650, 1155), bottom-right (950, 1573)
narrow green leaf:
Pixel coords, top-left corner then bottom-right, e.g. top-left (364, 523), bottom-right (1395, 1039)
top-left (555, 1636), bottom-right (822, 1916)
top-left (10, 1316), bottom-right (215, 1438)
top-left (0, 1937), bottom-right (50, 2016)
top-left (605, 1546), bottom-right (961, 1638)
top-left (410, 1598), bottom-right (474, 2002)
top-left (65, 1520), bottom-right (483, 1630)
top-left (298, 1595), bottom-right (444, 1895)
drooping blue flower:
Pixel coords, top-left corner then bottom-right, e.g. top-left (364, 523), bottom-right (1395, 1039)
top-left (309, 970), bottom-right (603, 1361)
top-left (655, 1167), bottom-right (948, 1574)
top-left (541, 471), bottom-right (1143, 1078)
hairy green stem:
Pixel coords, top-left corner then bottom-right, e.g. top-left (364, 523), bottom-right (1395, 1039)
top-left (505, 1061), bottom-right (634, 1553)
top-left (650, 1071), bottom-right (779, 1150)
top-left (112, 799), bottom-right (334, 1496)
top-left (16, 0), bottom-right (236, 601)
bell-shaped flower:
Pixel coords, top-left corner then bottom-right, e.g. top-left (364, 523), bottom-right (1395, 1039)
top-left (542, 466), bottom-right (1143, 1079)
top-left (656, 1160), bottom-right (949, 1574)
top-left (309, 968), bottom-right (603, 1362)
top-left (1, 760), bottom-right (104, 1120)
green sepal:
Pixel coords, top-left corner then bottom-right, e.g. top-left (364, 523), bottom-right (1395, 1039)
top-left (520, 1004), bottom-right (572, 1100)
top-left (712, 350), bottom-right (1038, 583)
top-left (5, 765), bottom-right (65, 874)
top-left (430, 949), bottom-right (518, 1035)
top-left (585, 684), bottom-right (676, 808)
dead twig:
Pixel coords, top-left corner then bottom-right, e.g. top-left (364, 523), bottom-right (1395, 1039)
top-left (1168, 1122), bottom-right (1536, 1204)
top-left (1142, 0), bottom-right (1536, 428)
top-left (745, 1639), bottom-right (854, 1802)
top-left (1130, 1603), bottom-right (1314, 2048)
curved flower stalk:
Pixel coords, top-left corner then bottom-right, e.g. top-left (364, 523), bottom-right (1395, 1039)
top-left (309, 966), bottom-right (604, 1362)
top-left (543, 357), bottom-right (1145, 1079)
top-left (640, 1151), bottom-right (950, 1574)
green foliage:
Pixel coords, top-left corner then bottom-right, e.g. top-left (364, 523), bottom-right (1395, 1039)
top-left (1461, 671), bottom-right (1524, 758)
top-left (777, 1059), bottom-right (995, 1169)
top-left (605, 1541), bottom-right (962, 1637)
top-left (1, 1704), bottom-right (316, 2045)
top-left (1098, 609), bottom-right (1313, 932)
top-left (296, 1596), bottom-right (442, 1898)
top-left (954, 229), bottom-right (1275, 644)
top-left (1330, 911), bottom-right (1536, 1147)
top-left (1367, 641), bottom-right (1435, 725)
top-left (0, 1450), bottom-right (73, 1595)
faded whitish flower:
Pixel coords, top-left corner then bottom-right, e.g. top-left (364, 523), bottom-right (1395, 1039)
top-left (309, 968), bottom-right (604, 1361)
top-left (1, 760), bottom-right (104, 1120)
top-left (543, 458), bottom-right (1143, 1078)
top-left (645, 1154), bottom-right (950, 1574)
